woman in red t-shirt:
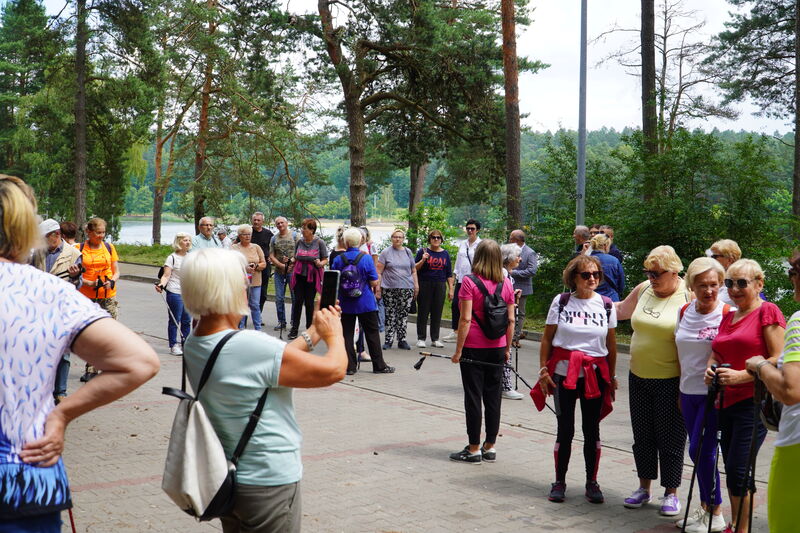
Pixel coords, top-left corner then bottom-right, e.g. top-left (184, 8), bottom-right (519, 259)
top-left (708, 259), bottom-right (784, 533)
top-left (449, 239), bottom-right (516, 464)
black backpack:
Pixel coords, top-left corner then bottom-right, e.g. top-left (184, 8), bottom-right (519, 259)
top-left (467, 275), bottom-right (509, 340)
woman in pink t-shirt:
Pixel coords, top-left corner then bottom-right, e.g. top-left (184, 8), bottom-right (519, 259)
top-left (708, 259), bottom-right (784, 533)
top-left (449, 239), bottom-right (516, 464)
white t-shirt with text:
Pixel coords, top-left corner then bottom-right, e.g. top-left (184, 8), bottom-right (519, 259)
top-left (545, 292), bottom-right (617, 376)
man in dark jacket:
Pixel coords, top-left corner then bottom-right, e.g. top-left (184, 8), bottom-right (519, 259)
top-left (251, 211), bottom-right (274, 315)
top-left (509, 230), bottom-right (538, 345)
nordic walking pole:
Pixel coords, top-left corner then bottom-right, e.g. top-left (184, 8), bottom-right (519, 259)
top-left (156, 284), bottom-right (187, 391)
top-left (414, 352), bottom-right (555, 414)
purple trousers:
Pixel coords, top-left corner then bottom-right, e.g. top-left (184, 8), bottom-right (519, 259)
top-left (681, 393), bottom-right (722, 505)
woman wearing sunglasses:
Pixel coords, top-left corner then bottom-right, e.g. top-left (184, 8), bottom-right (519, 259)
top-left (707, 259), bottom-right (784, 533)
top-left (538, 255), bottom-right (617, 503)
top-left (615, 245), bottom-right (691, 516)
top-left (744, 254), bottom-right (800, 533)
top-left (414, 229), bottom-right (453, 348)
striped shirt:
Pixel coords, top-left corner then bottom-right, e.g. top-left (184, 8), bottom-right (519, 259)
top-left (776, 310), bottom-right (800, 447)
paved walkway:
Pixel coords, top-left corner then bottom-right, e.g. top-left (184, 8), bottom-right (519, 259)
top-left (59, 277), bottom-right (773, 532)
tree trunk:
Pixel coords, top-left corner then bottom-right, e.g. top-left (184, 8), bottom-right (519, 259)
top-left (152, 107), bottom-right (165, 245)
top-left (73, 0), bottom-right (88, 238)
top-left (345, 94), bottom-right (367, 227)
top-left (793, 0), bottom-right (800, 229)
top-left (408, 161), bottom-right (427, 240)
top-left (193, 5), bottom-right (215, 233)
top-left (501, 0), bottom-right (522, 231)
top-left (641, 0), bottom-right (658, 200)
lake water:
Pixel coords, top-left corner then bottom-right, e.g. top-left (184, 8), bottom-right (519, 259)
top-left (118, 219), bottom-right (396, 246)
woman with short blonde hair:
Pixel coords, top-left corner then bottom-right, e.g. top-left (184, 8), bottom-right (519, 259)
top-left (233, 223), bottom-right (267, 331)
top-left (616, 245), bottom-right (691, 516)
top-left (709, 240), bottom-right (742, 305)
top-left (156, 232), bottom-right (194, 355)
top-left (0, 175), bottom-right (38, 261)
top-left (708, 258), bottom-right (783, 533)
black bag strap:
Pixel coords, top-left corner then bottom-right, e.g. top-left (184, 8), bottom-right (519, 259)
top-left (557, 292), bottom-right (571, 323)
top-left (196, 330), bottom-right (241, 395)
top-left (230, 387), bottom-right (270, 466)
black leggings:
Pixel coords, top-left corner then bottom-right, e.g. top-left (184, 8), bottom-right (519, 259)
top-left (416, 280), bottom-right (446, 341)
top-left (553, 372), bottom-right (604, 482)
top-left (719, 398), bottom-right (767, 497)
top-left (459, 347), bottom-right (504, 446)
top-left (291, 275), bottom-right (316, 330)
top-left (341, 311), bottom-right (388, 373)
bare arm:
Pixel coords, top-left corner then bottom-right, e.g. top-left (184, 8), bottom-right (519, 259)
top-left (452, 298), bottom-right (473, 363)
top-left (19, 319), bottom-right (160, 466)
top-left (256, 247), bottom-right (267, 271)
top-left (607, 328), bottom-right (618, 390)
top-left (746, 359), bottom-right (800, 406)
top-left (615, 280), bottom-right (647, 321)
top-left (538, 324), bottom-right (557, 394)
top-left (764, 324), bottom-right (785, 363)
top-left (156, 265), bottom-right (173, 292)
top-left (278, 307), bottom-right (347, 388)
top-left (504, 301), bottom-right (516, 361)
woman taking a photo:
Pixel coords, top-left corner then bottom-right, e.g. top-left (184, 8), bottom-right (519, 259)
top-left (674, 257), bottom-right (729, 532)
top-left (616, 245), bottom-right (690, 516)
top-left (414, 229), bottom-right (453, 349)
top-left (155, 232), bottom-right (193, 355)
top-left (182, 248), bottom-right (347, 532)
top-left (708, 259), bottom-right (784, 533)
top-left (289, 218), bottom-right (328, 340)
top-left (449, 239), bottom-right (515, 464)
top-left (538, 255), bottom-right (617, 504)
top-left (232, 224), bottom-right (268, 331)
top-left (745, 253), bottom-right (800, 533)
top-left (377, 229), bottom-right (419, 350)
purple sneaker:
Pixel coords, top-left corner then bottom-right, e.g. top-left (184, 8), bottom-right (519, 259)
top-left (623, 487), bottom-right (651, 508)
top-left (659, 493), bottom-right (681, 516)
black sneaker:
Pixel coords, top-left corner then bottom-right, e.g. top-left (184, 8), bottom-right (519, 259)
top-left (449, 446), bottom-right (481, 464)
top-left (287, 329), bottom-right (298, 340)
top-left (585, 481), bottom-right (604, 504)
top-left (397, 340), bottom-right (411, 350)
top-left (273, 324), bottom-right (286, 331)
top-left (481, 445), bottom-right (496, 463)
top-left (373, 366), bottom-right (395, 374)
top-left (346, 368), bottom-right (357, 376)
top-left (549, 481), bottom-right (566, 502)
top-left (382, 341), bottom-right (392, 350)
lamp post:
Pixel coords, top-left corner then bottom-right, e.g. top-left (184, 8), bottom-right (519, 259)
top-left (576, 0), bottom-right (588, 225)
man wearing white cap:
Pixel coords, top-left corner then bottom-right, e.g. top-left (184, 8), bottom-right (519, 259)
top-left (32, 218), bottom-right (83, 403)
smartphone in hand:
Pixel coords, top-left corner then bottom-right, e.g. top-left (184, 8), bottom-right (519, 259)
top-left (320, 270), bottom-right (340, 309)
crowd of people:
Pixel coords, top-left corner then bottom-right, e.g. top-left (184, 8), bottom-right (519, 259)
top-left (6, 175), bottom-right (800, 533)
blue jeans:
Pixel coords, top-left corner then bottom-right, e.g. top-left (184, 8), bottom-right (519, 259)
top-left (273, 272), bottom-right (291, 326)
top-left (54, 352), bottom-right (70, 397)
top-left (239, 286), bottom-right (263, 330)
top-left (166, 290), bottom-right (191, 347)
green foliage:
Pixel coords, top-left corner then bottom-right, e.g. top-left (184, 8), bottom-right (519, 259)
top-left (401, 203), bottom-right (459, 254)
top-left (115, 243), bottom-right (174, 266)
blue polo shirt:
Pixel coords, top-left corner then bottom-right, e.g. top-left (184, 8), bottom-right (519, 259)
top-left (331, 247), bottom-right (378, 314)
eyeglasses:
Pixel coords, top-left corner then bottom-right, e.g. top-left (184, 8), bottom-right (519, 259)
top-left (589, 231), bottom-right (605, 236)
top-left (644, 270), bottom-right (668, 280)
top-left (724, 278), bottom-right (752, 289)
top-left (200, 223), bottom-right (214, 227)
top-left (578, 271), bottom-right (601, 280)
top-left (465, 227), bottom-right (477, 232)
top-left (710, 254), bottom-right (725, 260)
top-left (430, 236), bottom-right (442, 240)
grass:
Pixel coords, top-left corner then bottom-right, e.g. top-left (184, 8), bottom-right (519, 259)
top-left (116, 243), bottom-right (173, 265)
top-left (116, 243), bottom-right (633, 343)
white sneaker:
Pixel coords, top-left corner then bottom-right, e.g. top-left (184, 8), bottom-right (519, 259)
top-left (502, 390), bottom-right (524, 400)
top-left (676, 507), bottom-right (705, 528)
top-left (432, 340), bottom-right (445, 348)
top-left (684, 512), bottom-right (726, 533)
top-left (441, 331), bottom-right (457, 343)
top-left (170, 345), bottom-right (183, 356)
top-left (416, 339), bottom-right (427, 348)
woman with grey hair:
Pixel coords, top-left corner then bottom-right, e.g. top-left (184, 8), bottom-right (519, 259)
top-left (181, 248), bottom-right (347, 532)
top-left (232, 223), bottom-right (267, 331)
top-left (499, 243), bottom-right (523, 399)
top-left (156, 232), bottom-right (193, 355)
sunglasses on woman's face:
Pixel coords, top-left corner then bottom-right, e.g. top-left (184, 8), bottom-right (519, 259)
top-left (644, 270), bottom-right (668, 280)
top-left (578, 271), bottom-right (601, 280)
top-left (430, 236), bottom-right (442, 240)
top-left (724, 278), bottom-right (751, 289)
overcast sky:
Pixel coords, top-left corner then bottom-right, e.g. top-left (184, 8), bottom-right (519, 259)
top-left (41, 0), bottom-right (791, 135)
